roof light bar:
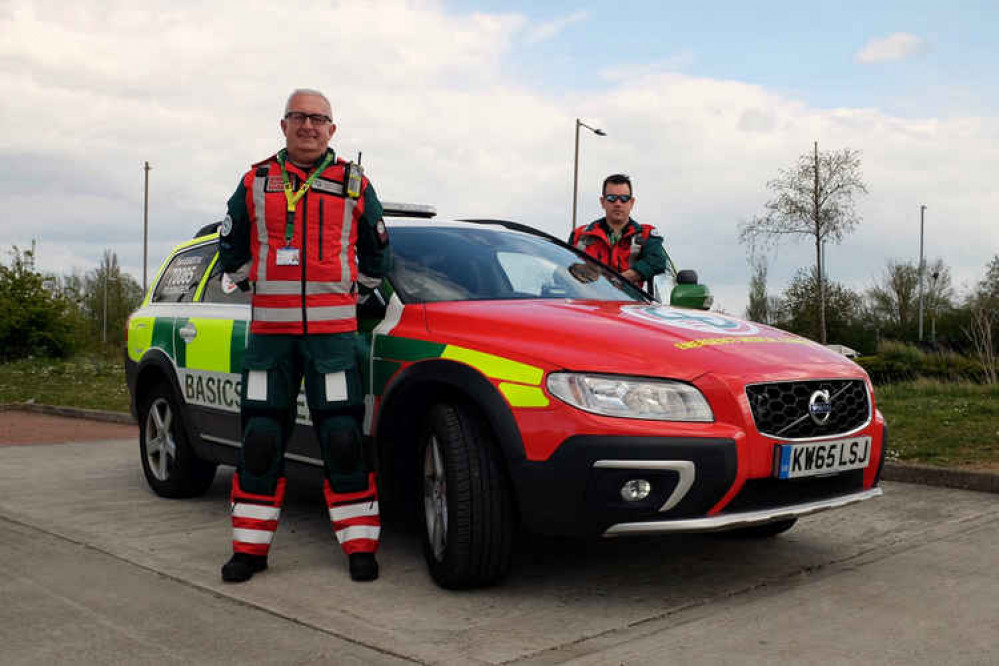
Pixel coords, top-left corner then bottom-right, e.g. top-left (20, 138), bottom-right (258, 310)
top-left (382, 202), bottom-right (437, 218)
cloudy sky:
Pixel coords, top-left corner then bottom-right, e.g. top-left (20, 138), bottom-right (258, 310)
top-left (2, 0), bottom-right (996, 314)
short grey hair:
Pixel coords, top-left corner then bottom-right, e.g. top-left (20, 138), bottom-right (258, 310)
top-left (284, 88), bottom-right (332, 115)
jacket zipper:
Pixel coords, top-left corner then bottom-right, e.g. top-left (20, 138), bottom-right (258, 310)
top-left (301, 191), bottom-right (309, 334)
top-left (318, 198), bottom-right (325, 261)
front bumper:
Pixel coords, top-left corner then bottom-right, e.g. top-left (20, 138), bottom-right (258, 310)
top-left (603, 487), bottom-right (883, 536)
top-left (510, 430), bottom-right (884, 538)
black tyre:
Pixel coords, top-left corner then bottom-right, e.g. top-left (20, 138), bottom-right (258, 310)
top-left (420, 402), bottom-right (514, 589)
top-left (138, 382), bottom-right (216, 498)
top-left (725, 518), bottom-right (798, 538)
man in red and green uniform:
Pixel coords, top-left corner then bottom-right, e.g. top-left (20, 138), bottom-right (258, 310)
top-left (569, 173), bottom-right (672, 290)
top-left (218, 88), bottom-right (391, 583)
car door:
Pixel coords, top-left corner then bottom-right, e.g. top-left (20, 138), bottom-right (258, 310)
top-left (180, 253), bottom-right (252, 454)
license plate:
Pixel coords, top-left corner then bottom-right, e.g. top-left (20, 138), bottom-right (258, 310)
top-left (774, 436), bottom-right (872, 479)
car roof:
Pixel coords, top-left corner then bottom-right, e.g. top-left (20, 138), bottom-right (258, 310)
top-left (190, 203), bottom-right (563, 248)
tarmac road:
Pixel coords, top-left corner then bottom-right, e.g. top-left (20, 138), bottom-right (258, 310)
top-left (0, 416), bottom-right (997, 665)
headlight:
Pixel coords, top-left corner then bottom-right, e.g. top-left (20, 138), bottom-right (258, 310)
top-left (547, 373), bottom-right (714, 422)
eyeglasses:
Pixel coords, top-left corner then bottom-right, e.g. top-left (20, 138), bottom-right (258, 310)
top-left (603, 194), bottom-right (632, 203)
top-left (284, 112), bottom-right (333, 126)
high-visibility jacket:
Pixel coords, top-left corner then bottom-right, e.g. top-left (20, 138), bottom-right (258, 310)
top-left (220, 149), bottom-right (390, 335)
top-left (570, 218), bottom-right (670, 282)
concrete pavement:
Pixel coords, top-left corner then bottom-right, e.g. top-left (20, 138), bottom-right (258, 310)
top-left (0, 421), bottom-right (997, 664)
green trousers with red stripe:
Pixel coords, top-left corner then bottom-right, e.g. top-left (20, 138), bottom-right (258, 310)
top-left (229, 333), bottom-right (380, 558)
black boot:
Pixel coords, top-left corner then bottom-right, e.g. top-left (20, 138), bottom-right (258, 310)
top-left (348, 552), bottom-right (379, 581)
top-left (221, 553), bottom-right (268, 583)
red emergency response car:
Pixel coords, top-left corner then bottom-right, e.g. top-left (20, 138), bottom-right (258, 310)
top-left (126, 207), bottom-right (885, 588)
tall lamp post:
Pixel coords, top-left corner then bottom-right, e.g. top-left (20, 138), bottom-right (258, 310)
top-left (918, 204), bottom-right (927, 342)
top-left (571, 118), bottom-right (606, 236)
top-left (143, 161), bottom-right (151, 294)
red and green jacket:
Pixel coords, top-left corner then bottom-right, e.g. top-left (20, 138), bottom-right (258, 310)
top-left (569, 218), bottom-right (671, 283)
top-left (219, 149), bottom-right (391, 335)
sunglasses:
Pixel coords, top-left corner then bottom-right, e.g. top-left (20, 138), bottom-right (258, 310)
top-left (603, 194), bottom-right (632, 203)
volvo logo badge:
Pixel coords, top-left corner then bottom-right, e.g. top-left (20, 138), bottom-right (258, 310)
top-left (808, 390), bottom-right (832, 425)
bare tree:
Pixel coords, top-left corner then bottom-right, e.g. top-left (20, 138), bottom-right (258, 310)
top-left (740, 142), bottom-right (867, 343)
top-left (963, 255), bottom-right (999, 383)
top-left (965, 305), bottom-right (997, 384)
top-left (866, 259), bottom-right (919, 331)
top-left (868, 258), bottom-right (954, 343)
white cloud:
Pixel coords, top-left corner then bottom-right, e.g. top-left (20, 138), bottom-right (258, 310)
top-left (0, 2), bottom-right (995, 318)
top-left (524, 10), bottom-right (589, 44)
top-left (599, 51), bottom-right (696, 81)
top-left (855, 32), bottom-right (928, 64)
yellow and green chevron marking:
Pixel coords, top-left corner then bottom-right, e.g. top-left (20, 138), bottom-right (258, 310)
top-left (373, 336), bottom-right (549, 408)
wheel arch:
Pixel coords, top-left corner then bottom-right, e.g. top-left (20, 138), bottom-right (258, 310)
top-left (132, 350), bottom-right (203, 454)
top-left (374, 359), bottom-right (525, 517)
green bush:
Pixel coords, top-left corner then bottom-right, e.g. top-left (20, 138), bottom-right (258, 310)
top-left (0, 248), bottom-right (80, 361)
top-left (858, 341), bottom-right (987, 384)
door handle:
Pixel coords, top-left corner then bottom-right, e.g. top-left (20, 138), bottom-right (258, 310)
top-left (178, 322), bottom-right (197, 343)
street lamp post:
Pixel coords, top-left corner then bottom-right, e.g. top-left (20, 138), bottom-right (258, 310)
top-left (143, 161), bottom-right (151, 294)
top-left (918, 204), bottom-right (927, 342)
top-left (571, 118), bottom-right (606, 236)
top-left (930, 270), bottom-right (940, 343)
top-left (103, 269), bottom-right (109, 344)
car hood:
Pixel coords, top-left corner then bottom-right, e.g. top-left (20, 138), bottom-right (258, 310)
top-left (423, 300), bottom-right (865, 383)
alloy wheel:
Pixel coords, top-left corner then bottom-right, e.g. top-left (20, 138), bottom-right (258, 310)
top-left (423, 434), bottom-right (448, 561)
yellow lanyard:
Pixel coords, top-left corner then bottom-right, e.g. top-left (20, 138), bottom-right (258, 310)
top-left (275, 150), bottom-right (335, 244)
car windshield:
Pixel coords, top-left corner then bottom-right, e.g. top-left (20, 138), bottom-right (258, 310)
top-left (388, 224), bottom-right (649, 303)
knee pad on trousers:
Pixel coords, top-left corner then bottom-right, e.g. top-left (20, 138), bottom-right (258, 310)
top-left (319, 420), bottom-right (361, 473)
top-left (243, 417), bottom-right (282, 476)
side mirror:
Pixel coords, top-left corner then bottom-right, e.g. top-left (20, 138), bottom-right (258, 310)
top-left (676, 269), bottom-right (698, 285)
top-left (669, 269), bottom-right (713, 310)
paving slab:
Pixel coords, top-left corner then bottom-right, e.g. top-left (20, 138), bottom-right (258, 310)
top-left (0, 517), bottom-right (413, 666)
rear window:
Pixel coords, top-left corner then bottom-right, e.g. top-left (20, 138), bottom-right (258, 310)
top-left (152, 244), bottom-right (215, 303)
top-left (202, 259), bottom-right (251, 305)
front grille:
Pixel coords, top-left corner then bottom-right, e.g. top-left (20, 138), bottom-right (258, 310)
top-left (745, 379), bottom-right (870, 439)
top-left (722, 470), bottom-right (865, 513)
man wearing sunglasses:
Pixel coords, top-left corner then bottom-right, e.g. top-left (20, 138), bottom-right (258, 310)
top-left (569, 173), bottom-right (671, 290)
top-left (218, 88), bottom-right (390, 584)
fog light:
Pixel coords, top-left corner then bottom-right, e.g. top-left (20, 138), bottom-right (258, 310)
top-left (620, 479), bottom-right (652, 502)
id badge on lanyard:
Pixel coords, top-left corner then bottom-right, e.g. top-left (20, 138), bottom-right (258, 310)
top-left (276, 246), bottom-right (300, 266)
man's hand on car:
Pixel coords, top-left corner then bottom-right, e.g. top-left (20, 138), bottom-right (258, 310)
top-left (621, 268), bottom-right (643, 287)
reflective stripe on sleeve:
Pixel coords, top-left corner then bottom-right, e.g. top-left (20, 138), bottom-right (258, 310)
top-left (357, 272), bottom-right (381, 289)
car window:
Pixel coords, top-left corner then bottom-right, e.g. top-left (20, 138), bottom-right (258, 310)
top-left (151, 244), bottom-right (215, 303)
top-left (496, 252), bottom-right (559, 296)
top-left (202, 258), bottom-right (252, 305)
top-left (389, 226), bottom-right (647, 303)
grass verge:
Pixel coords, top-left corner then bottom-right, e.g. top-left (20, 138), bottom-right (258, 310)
top-left (0, 355), bottom-right (130, 413)
top-left (875, 380), bottom-right (998, 469)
